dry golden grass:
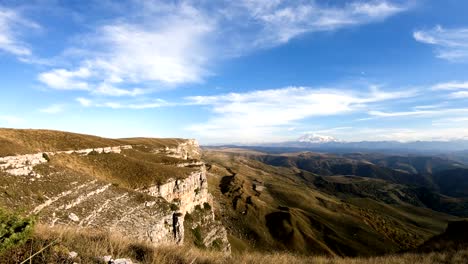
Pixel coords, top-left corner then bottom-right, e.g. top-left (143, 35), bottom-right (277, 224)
top-left (0, 128), bottom-right (120, 157)
top-left (1, 225), bottom-right (467, 264)
top-left (50, 152), bottom-right (197, 188)
top-left (118, 137), bottom-right (189, 149)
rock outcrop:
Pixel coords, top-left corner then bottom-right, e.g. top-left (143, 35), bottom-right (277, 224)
top-left (146, 167), bottom-right (210, 214)
top-left (0, 145), bottom-right (132, 177)
top-left (152, 139), bottom-right (201, 160)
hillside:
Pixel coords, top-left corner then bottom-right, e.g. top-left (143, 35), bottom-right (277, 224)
top-left (207, 148), bottom-right (468, 216)
top-left (0, 129), bottom-right (230, 261)
top-left (202, 149), bottom-right (460, 256)
top-left (416, 220), bottom-right (468, 253)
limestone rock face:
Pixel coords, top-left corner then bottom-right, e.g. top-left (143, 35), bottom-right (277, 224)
top-left (153, 139), bottom-right (201, 160)
top-left (142, 164), bottom-right (232, 251)
top-left (146, 167), bottom-right (210, 214)
top-left (0, 145), bottom-right (132, 177)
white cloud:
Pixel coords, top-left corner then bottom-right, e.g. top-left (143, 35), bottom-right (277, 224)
top-left (39, 104), bottom-right (64, 114)
top-left (450, 91), bottom-right (468, 98)
top-left (38, 2), bottom-right (214, 97)
top-left (38, 67), bottom-right (91, 90)
top-left (98, 99), bottom-right (170, 109)
top-left (368, 108), bottom-right (468, 117)
top-left (186, 85), bottom-right (415, 142)
top-left (432, 81), bottom-right (468, 99)
top-left (92, 18), bottom-right (213, 85)
top-left (75, 97), bottom-right (170, 109)
top-left (413, 103), bottom-right (447, 110)
top-left (414, 26), bottom-right (468, 61)
top-left (76, 97), bottom-right (92, 107)
top-left (0, 7), bottom-right (38, 57)
top-left (369, 110), bottom-right (435, 117)
top-left (93, 84), bottom-right (148, 97)
top-left (432, 81), bottom-right (468, 90)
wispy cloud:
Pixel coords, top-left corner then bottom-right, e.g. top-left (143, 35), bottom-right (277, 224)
top-left (432, 81), bottom-right (468, 90)
top-left (413, 103), bottom-right (448, 110)
top-left (76, 97), bottom-right (92, 107)
top-left (76, 97), bottom-right (170, 109)
top-left (39, 104), bottom-right (65, 114)
top-left (432, 81), bottom-right (468, 98)
top-left (186, 85), bottom-right (415, 142)
top-left (450, 91), bottom-right (468, 98)
top-left (433, 116), bottom-right (468, 125)
top-left (237, 0), bottom-right (407, 48)
top-left (97, 99), bottom-right (170, 109)
top-left (0, 7), bottom-right (39, 57)
top-left (414, 26), bottom-right (468, 61)
top-left (368, 108), bottom-right (468, 117)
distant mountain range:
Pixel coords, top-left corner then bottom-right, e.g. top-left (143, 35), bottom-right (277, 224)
top-left (218, 134), bottom-right (468, 154)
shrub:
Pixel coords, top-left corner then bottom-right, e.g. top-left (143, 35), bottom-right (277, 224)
top-left (0, 209), bottom-right (34, 253)
top-left (170, 203), bottom-right (180, 211)
top-left (191, 227), bottom-right (204, 248)
top-left (184, 213), bottom-right (193, 222)
top-left (203, 202), bottom-right (212, 211)
top-left (87, 150), bottom-right (99, 156)
top-left (42, 153), bottom-right (50, 162)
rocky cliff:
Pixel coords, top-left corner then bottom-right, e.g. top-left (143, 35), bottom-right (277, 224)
top-left (0, 132), bottom-right (230, 252)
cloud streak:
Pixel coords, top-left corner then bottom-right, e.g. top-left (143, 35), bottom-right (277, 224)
top-left (39, 104), bottom-right (65, 114)
top-left (432, 81), bottom-right (468, 99)
top-left (236, 0), bottom-right (407, 48)
top-left (76, 97), bottom-right (170, 109)
top-left (414, 26), bottom-right (468, 61)
top-left (0, 7), bottom-right (39, 57)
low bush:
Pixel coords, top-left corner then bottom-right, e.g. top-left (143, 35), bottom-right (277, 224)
top-left (0, 209), bottom-right (34, 253)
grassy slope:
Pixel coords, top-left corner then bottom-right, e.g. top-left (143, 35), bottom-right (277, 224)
top-left (0, 129), bottom-right (120, 157)
top-left (203, 150), bottom-right (458, 257)
top-left (51, 151), bottom-right (196, 188)
top-left (0, 128), bottom-right (200, 189)
top-left (2, 225), bottom-right (468, 264)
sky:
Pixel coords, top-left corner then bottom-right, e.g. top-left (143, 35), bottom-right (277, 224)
top-left (1, 0), bottom-right (468, 144)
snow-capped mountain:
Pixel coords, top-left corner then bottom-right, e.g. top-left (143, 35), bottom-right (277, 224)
top-left (297, 134), bottom-right (338, 143)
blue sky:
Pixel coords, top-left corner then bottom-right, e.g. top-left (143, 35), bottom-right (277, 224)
top-left (1, 0), bottom-right (468, 144)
